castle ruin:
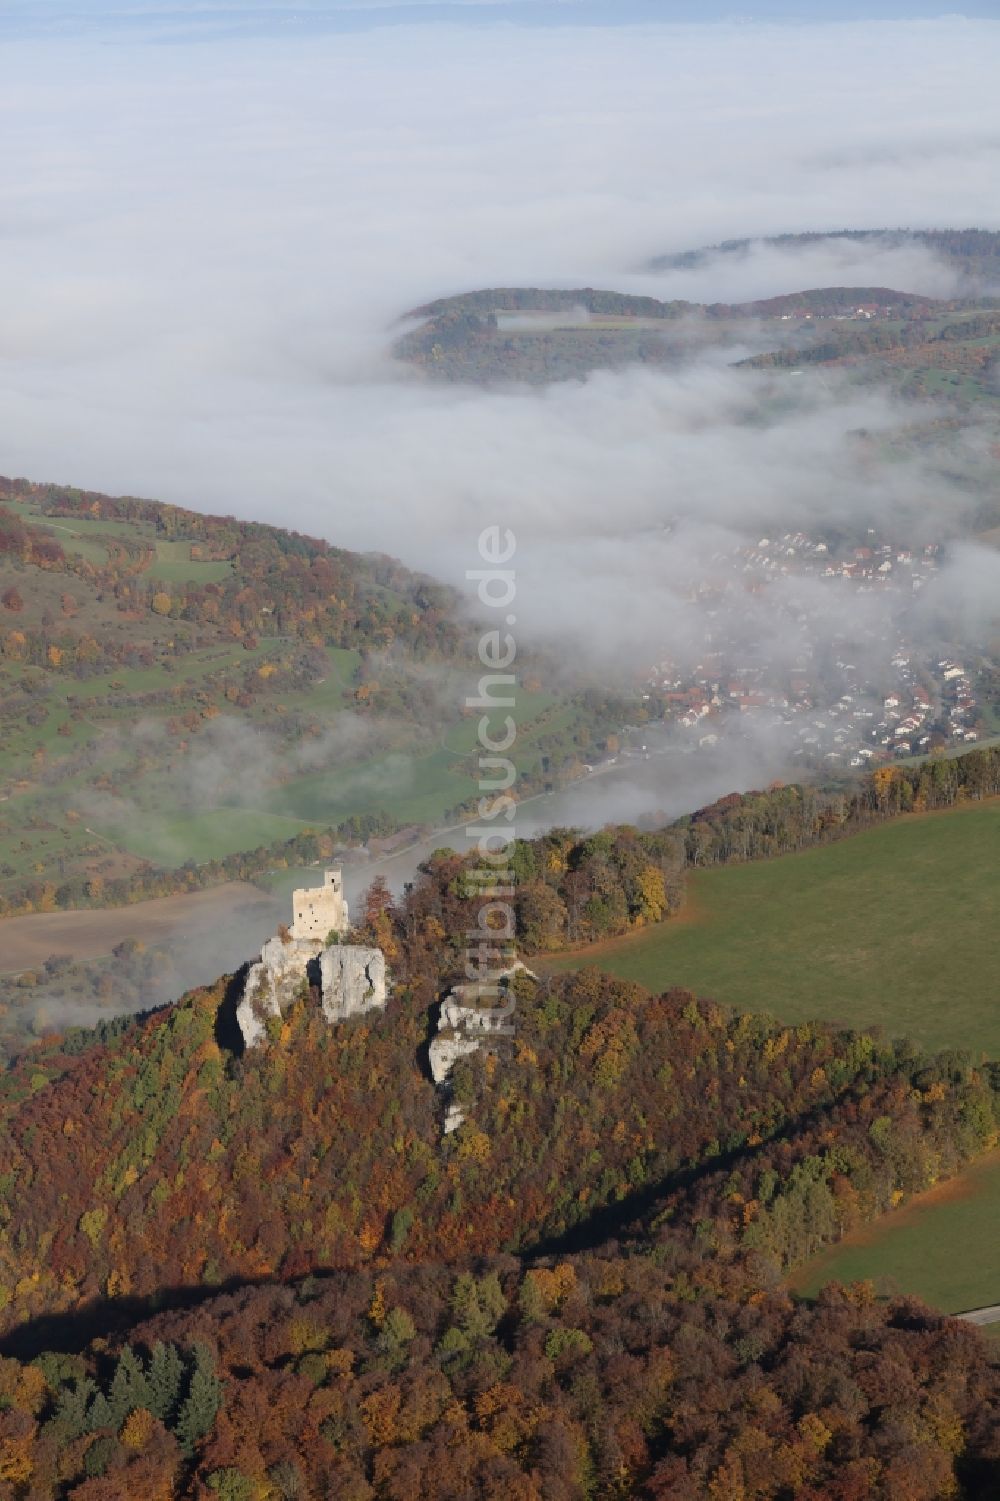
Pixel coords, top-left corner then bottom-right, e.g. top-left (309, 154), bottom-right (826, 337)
top-left (236, 869), bottom-right (535, 1138)
top-left (236, 868), bottom-right (387, 1050)
top-left (291, 867), bottom-right (348, 942)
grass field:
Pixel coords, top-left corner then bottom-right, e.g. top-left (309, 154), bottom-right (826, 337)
top-left (146, 540), bottom-right (234, 584)
top-left (545, 801), bottom-right (1000, 1058)
top-left (269, 686), bottom-right (562, 831)
top-left (792, 1149), bottom-right (1000, 1314)
top-left (83, 683), bottom-right (566, 867)
top-left (97, 808), bottom-right (316, 867)
top-left (273, 748), bottom-right (473, 828)
top-left (542, 802), bottom-right (1000, 1315)
top-left (3, 498), bottom-right (230, 582)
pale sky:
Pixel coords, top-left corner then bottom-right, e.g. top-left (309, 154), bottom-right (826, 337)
top-left (4, 2), bottom-right (999, 37)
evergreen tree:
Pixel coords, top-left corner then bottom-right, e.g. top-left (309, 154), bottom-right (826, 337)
top-left (175, 1343), bottom-right (222, 1456)
top-left (451, 1271), bottom-right (505, 1339)
top-left (85, 1390), bottom-right (113, 1433)
top-left (49, 1376), bottom-right (97, 1441)
top-left (106, 1344), bottom-right (151, 1426)
top-left (146, 1340), bottom-right (185, 1424)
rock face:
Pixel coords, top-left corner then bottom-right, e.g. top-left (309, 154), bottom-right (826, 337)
top-left (320, 945), bottom-right (388, 1024)
top-left (428, 965), bottom-right (534, 1134)
top-left (428, 1031), bottom-right (486, 1136)
top-left (238, 934), bottom-right (317, 1048)
top-left (236, 868), bottom-right (387, 1050)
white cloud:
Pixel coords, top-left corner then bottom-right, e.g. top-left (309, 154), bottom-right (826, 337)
top-left (1, 16), bottom-right (998, 671)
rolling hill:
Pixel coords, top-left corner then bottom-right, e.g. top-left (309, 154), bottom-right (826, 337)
top-left (649, 227), bottom-right (1000, 288)
top-left (0, 824), bottom-right (997, 1495)
top-left (396, 229), bottom-right (1000, 417)
top-left (0, 482), bottom-right (621, 906)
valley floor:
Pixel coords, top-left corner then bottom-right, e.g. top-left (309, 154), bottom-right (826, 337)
top-left (0, 881), bottom-right (274, 973)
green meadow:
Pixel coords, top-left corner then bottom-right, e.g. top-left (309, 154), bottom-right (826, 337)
top-left (91, 685), bottom-right (565, 867)
top-left (97, 808), bottom-right (316, 867)
top-left (546, 800), bottom-right (1000, 1058)
top-left (793, 1150), bottom-right (1000, 1316)
top-left (146, 540), bottom-right (234, 584)
top-left (544, 801), bottom-right (1000, 1315)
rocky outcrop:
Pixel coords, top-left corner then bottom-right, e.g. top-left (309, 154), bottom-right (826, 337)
top-left (235, 868), bottom-right (387, 1050)
top-left (428, 964), bottom-right (534, 1134)
top-left (320, 945), bottom-right (387, 1024)
top-left (237, 935), bottom-right (388, 1050)
top-left (428, 1027), bottom-right (487, 1136)
top-left (237, 933), bottom-right (312, 1049)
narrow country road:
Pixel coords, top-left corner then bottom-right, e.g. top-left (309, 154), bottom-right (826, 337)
top-left (955, 1306), bottom-right (1000, 1326)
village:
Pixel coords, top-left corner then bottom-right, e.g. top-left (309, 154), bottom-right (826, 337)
top-left (644, 529), bottom-right (984, 770)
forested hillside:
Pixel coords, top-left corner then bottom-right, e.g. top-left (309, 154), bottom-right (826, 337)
top-left (0, 475), bottom-right (461, 661)
top-left (1, 1249), bottom-right (997, 1498)
top-left (397, 229), bottom-right (1000, 397)
top-left (0, 479), bottom-right (626, 938)
top-left (0, 914), bottom-right (997, 1493)
top-left (0, 740), bottom-right (997, 1492)
top-left (650, 228), bottom-right (1000, 285)
top-left (0, 476), bottom-right (465, 910)
top-left (9, 954), bottom-right (996, 1339)
top-left (399, 744), bottom-right (1000, 957)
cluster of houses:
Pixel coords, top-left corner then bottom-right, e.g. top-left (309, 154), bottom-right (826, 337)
top-left (735, 531), bottom-right (941, 590)
top-left (644, 529), bottom-right (983, 770)
top-left (939, 659), bottom-right (981, 746)
top-left (777, 302), bottom-right (903, 322)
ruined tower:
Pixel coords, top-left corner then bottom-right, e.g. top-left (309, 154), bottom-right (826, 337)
top-left (291, 868), bottom-right (348, 942)
top-left (236, 867), bottom-right (386, 1050)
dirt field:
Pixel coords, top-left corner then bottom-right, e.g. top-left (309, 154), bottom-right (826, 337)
top-left (0, 883), bottom-right (278, 973)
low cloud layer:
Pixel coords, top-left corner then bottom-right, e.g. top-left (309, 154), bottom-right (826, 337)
top-left (2, 12), bottom-right (1000, 842)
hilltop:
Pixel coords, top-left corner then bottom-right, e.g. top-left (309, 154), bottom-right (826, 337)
top-left (396, 227), bottom-right (1000, 403)
top-left (650, 228), bottom-right (1000, 286)
top-left (396, 282), bottom-right (1000, 399)
top-left (397, 280), bottom-right (1000, 397)
top-left (0, 478), bottom-right (634, 1057)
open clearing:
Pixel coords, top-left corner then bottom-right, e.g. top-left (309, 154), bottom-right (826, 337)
top-left (544, 800), bottom-right (1000, 1058)
top-left (542, 801), bottom-right (1000, 1316)
top-left (792, 1149), bottom-right (1000, 1315)
top-left (97, 809), bottom-right (317, 868)
top-left (97, 686), bottom-right (566, 867)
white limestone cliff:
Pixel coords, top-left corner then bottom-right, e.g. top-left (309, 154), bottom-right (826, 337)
top-left (320, 945), bottom-right (388, 1024)
top-left (428, 964), bottom-right (534, 1134)
top-left (236, 867), bottom-right (387, 1050)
